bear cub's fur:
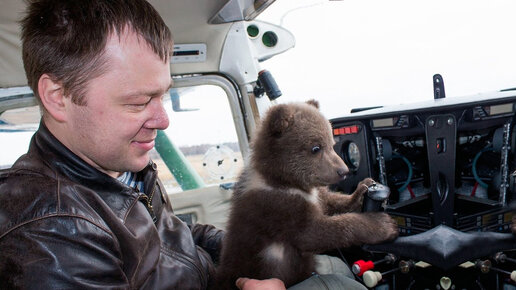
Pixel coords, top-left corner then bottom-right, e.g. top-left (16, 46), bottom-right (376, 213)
top-left (216, 100), bottom-right (399, 289)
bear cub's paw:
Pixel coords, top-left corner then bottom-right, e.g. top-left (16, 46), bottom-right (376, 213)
top-left (357, 212), bottom-right (399, 244)
top-left (347, 178), bottom-right (376, 212)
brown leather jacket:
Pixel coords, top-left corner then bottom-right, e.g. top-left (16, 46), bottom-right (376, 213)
top-left (0, 122), bottom-right (224, 289)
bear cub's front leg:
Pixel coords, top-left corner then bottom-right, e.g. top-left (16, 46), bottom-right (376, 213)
top-left (322, 178), bottom-right (376, 215)
top-left (346, 177), bottom-right (376, 212)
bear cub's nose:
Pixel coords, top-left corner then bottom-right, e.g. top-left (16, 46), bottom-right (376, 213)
top-left (337, 167), bottom-right (349, 178)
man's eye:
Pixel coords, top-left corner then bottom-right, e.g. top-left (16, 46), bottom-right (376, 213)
top-left (311, 145), bottom-right (321, 154)
top-left (130, 99), bottom-right (152, 109)
top-left (128, 104), bottom-right (146, 110)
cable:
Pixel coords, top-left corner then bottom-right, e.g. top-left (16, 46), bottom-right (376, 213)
top-left (407, 185), bottom-right (416, 198)
top-left (472, 147), bottom-right (495, 188)
top-left (471, 182), bottom-right (479, 197)
top-left (392, 153), bottom-right (413, 193)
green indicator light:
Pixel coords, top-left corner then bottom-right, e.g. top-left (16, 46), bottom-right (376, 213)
top-left (262, 31), bottom-right (278, 47)
top-left (247, 25), bottom-right (259, 38)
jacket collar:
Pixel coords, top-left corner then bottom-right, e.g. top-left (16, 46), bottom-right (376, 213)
top-left (21, 121), bottom-right (158, 202)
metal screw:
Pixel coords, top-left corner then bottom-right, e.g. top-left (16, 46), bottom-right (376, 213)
top-left (429, 119), bottom-right (435, 126)
top-left (399, 260), bottom-right (413, 274)
top-left (476, 259), bottom-right (491, 274)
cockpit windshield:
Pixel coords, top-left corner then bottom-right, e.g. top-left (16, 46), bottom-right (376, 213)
top-left (259, 0), bottom-right (516, 119)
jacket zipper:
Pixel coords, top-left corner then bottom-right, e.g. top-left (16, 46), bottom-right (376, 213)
top-left (147, 186), bottom-right (156, 212)
top-left (137, 191), bottom-right (157, 222)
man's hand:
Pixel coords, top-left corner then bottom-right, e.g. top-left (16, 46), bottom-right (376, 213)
top-left (235, 277), bottom-right (286, 290)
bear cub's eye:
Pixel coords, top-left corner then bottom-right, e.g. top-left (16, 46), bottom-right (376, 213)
top-left (311, 145), bottom-right (321, 154)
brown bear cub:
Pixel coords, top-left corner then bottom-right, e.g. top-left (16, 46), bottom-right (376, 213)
top-left (215, 100), bottom-right (399, 289)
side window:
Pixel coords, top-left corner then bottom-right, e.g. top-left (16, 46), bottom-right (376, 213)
top-left (0, 83), bottom-right (245, 196)
top-left (0, 105), bottom-right (40, 169)
top-left (153, 84), bottom-right (244, 194)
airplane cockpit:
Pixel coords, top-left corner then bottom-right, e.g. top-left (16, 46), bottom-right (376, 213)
top-left (2, 0), bottom-right (516, 289)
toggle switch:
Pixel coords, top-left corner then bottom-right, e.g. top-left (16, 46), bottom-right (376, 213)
top-left (436, 138), bottom-right (446, 154)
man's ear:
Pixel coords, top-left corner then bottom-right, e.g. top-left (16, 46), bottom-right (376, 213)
top-left (38, 74), bottom-right (67, 122)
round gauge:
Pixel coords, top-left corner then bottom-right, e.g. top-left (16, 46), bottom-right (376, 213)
top-left (202, 144), bottom-right (238, 181)
top-left (346, 142), bottom-right (361, 170)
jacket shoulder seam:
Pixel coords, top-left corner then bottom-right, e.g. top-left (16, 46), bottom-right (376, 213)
top-left (0, 213), bottom-right (115, 241)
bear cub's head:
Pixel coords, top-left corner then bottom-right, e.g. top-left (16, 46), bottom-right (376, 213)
top-left (251, 100), bottom-right (349, 191)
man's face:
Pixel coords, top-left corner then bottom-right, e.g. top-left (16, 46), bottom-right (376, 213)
top-left (62, 29), bottom-right (171, 177)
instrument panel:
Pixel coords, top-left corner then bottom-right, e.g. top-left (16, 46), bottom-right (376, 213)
top-left (331, 94), bottom-right (516, 235)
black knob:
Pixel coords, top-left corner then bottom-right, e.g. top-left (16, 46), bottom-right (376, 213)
top-left (363, 182), bottom-right (390, 212)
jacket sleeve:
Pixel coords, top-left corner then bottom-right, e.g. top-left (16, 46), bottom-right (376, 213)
top-left (0, 216), bottom-right (129, 289)
top-left (189, 223), bottom-right (225, 263)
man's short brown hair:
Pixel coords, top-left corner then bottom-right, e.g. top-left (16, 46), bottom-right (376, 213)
top-left (21, 0), bottom-right (173, 105)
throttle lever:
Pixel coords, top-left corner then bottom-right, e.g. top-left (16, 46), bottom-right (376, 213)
top-left (363, 182), bottom-right (390, 212)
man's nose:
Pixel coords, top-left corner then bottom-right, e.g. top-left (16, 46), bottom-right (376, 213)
top-left (146, 99), bottom-right (170, 130)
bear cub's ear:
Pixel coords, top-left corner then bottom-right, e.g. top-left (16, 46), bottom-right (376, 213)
top-left (306, 99), bottom-right (320, 109)
top-left (267, 104), bottom-right (294, 137)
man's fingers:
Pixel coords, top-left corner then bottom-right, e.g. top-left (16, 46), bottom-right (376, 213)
top-left (235, 277), bottom-right (286, 290)
top-left (236, 277), bottom-right (249, 289)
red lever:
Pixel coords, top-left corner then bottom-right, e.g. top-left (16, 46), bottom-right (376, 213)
top-left (352, 260), bottom-right (375, 276)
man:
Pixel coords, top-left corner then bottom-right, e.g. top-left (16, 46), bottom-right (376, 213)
top-left (0, 0), bottom-right (229, 288)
